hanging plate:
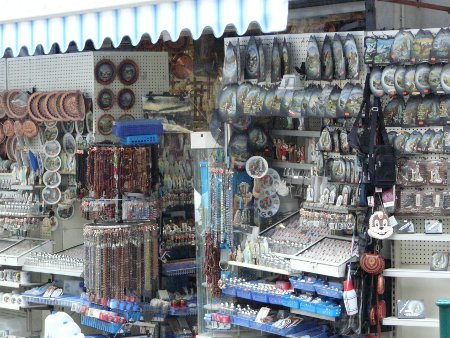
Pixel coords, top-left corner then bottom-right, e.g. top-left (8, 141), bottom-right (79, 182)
top-left (280, 90), bottom-right (294, 116)
top-left (237, 82), bottom-right (253, 115)
top-left (384, 97), bottom-right (405, 127)
top-left (415, 64), bottom-right (431, 95)
top-left (22, 120), bottom-right (38, 138)
top-left (3, 120), bottom-right (14, 137)
top-left (94, 59), bottom-right (116, 85)
top-left (7, 90), bottom-right (29, 119)
top-left (118, 114), bottom-right (134, 121)
top-left (243, 86), bottom-right (262, 116)
top-left (42, 187), bottom-right (62, 205)
top-left (394, 66), bottom-right (407, 96)
top-left (370, 68), bottom-right (384, 97)
top-left (321, 35), bottom-right (334, 81)
top-left (424, 94), bottom-right (441, 126)
top-left (404, 131), bottom-right (422, 154)
top-left (429, 64), bottom-right (444, 93)
top-left (261, 168), bottom-right (281, 193)
top-left (390, 30), bottom-right (414, 63)
top-left (0, 92), bottom-right (6, 119)
top-left (374, 37), bottom-right (394, 65)
top-left (171, 53), bottom-right (193, 80)
top-left (364, 36), bottom-right (377, 64)
top-left (44, 140), bottom-right (61, 158)
top-left (248, 125), bottom-right (270, 151)
top-left (318, 85), bottom-right (333, 118)
top-left (43, 171), bottom-right (61, 188)
top-left (302, 85), bottom-right (316, 117)
top-left (257, 39), bottom-right (266, 82)
top-left (345, 84), bottom-right (363, 118)
top-left (27, 92), bottom-right (45, 122)
top-left (381, 66), bottom-right (396, 95)
top-left (271, 38), bottom-right (282, 82)
top-left (332, 34), bottom-right (346, 79)
top-left (61, 121), bottom-right (74, 134)
top-left (44, 156), bottom-right (61, 172)
top-left (118, 59), bottom-right (139, 85)
top-left (223, 42), bottom-right (238, 85)
top-left (44, 126), bottom-right (58, 142)
top-left (430, 28), bottom-right (450, 63)
top-left (326, 85), bottom-right (341, 118)
top-left (344, 34), bottom-right (359, 79)
top-left (117, 88), bottom-right (135, 110)
top-left (231, 115), bottom-right (252, 132)
top-left (97, 89), bottom-right (114, 111)
top-left (62, 133), bottom-right (77, 155)
top-left (404, 66), bottom-right (419, 95)
top-left (290, 90), bottom-right (304, 117)
top-left (441, 64), bottom-right (450, 94)
top-left (256, 188), bottom-right (280, 218)
top-left (411, 29), bottom-right (434, 64)
top-left (228, 133), bottom-right (251, 165)
top-left (337, 83), bottom-right (354, 118)
top-left (218, 85), bottom-right (238, 122)
top-left (262, 88), bottom-right (276, 116)
top-left (75, 119), bottom-right (85, 135)
top-left (307, 86), bottom-right (322, 117)
top-left (97, 114), bottom-right (115, 136)
top-left (13, 121), bottom-right (23, 137)
top-left (244, 36), bottom-right (260, 80)
top-left (306, 36), bottom-right (321, 80)
top-left (281, 38), bottom-right (290, 77)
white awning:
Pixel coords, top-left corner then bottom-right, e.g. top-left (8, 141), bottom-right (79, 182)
top-left (0, 0), bottom-right (289, 56)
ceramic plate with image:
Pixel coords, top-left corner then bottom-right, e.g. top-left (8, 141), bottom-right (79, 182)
top-left (118, 114), bottom-right (135, 121)
top-left (394, 66), bottom-right (407, 96)
top-left (86, 112), bottom-right (94, 133)
top-left (261, 168), bottom-right (281, 193)
top-left (57, 203), bottom-right (74, 220)
top-left (44, 156), bottom-right (61, 172)
top-left (61, 121), bottom-right (74, 133)
top-left (415, 64), bottom-right (431, 95)
top-left (44, 140), bottom-right (61, 158)
top-left (76, 134), bottom-right (87, 151)
top-left (43, 126), bottom-right (58, 142)
top-left (118, 88), bottom-right (135, 110)
top-left (94, 59), bottom-right (116, 85)
top-left (62, 133), bottom-right (76, 155)
top-left (118, 59), bottom-right (139, 85)
top-left (256, 188), bottom-right (280, 218)
top-left (86, 132), bottom-right (95, 145)
top-left (370, 68), bottom-right (384, 97)
top-left (42, 187), bottom-right (61, 205)
top-left (43, 171), bottom-right (61, 188)
top-left (441, 64), bottom-right (450, 94)
top-left (97, 89), bottom-right (115, 110)
top-left (245, 156), bottom-right (268, 179)
top-left (97, 114), bottom-right (115, 135)
top-left (75, 119), bottom-right (85, 135)
top-left (381, 66), bottom-right (396, 95)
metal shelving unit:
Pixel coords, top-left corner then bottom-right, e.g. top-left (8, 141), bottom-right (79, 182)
top-left (384, 269), bottom-right (450, 279)
top-left (270, 130), bottom-right (321, 138)
top-left (383, 317), bottom-right (439, 328)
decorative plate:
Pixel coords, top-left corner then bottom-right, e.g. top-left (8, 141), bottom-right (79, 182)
top-left (344, 34), bottom-right (359, 79)
top-left (55, 93), bottom-right (72, 121)
top-left (261, 168), bottom-right (281, 194)
top-left (404, 66), bottom-right (419, 95)
top-left (381, 66), bottom-right (396, 95)
top-left (256, 188), bottom-right (280, 218)
top-left (44, 156), bottom-right (61, 172)
top-left (44, 140), bottom-right (61, 158)
top-left (411, 29), bottom-right (433, 63)
top-left (118, 59), bottom-right (139, 85)
top-left (271, 38), bottom-right (282, 82)
top-left (231, 115), bottom-right (252, 132)
top-left (0, 92), bottom-right (6, 119)
top-left (441, 64), bottom-right (450, 94)
top-left (86, 132), bottom-right (95, 145)
top-left (402, 96), bottom-right (421, 127)
top-left (281, 38), bottom-right (290, 77)
top-left (3, 120), bottom-right (14, 138)
top-left (75, 119), bottom-right (85, 135)
top-left (332, 34), bottom-right (346, 79)
top-left (118, 114), bottom-right (135, 121)
top-left (394, 66), bottom-right (407, 96)
top-left (244, 36), bottom-right (260, 80)
top-left (345, 84), bottom-right (363, 117)
top-left (61, 91), bottom-right (85, 120)
top-left (262, 88), bottom-right (276, 116)
top-left (248, 125), bottom-right (270, 151)
top-left (6, 136), bottom-right (17, 161)
top-left (27, 92), bottom-right (45, 122)
top-left (326, 85), bottom-right (341, 118)
top-left (44, 92), bottom-right (63, 121)
top-left (337, 83), bottom-right (354, 117)
top-left (1, 90), bottom-right (11, 118)
top-left (429, 64), bottom-right (444, 93)
top-left (280, 90), bottom-right (294, 116)
top-left (86, 112), bottom-right (94, 133)
top-left (13, 121), bottom-right (23, 137)
top-left (94, 59), bottom-right (116, 85)
top-left (37, 93), bottom-right (53, 120)
top-left (97, 89), bottom-right (115, 110)
top-left (218, 85), bottom-right (238, 122)
top-left (42, 187), bottom-right (61, 205)
top-left (43, 171), bottom-right (61, 188)
top-left (43, 126), bottom-right (58, 142)
top-left (22, 120), bottom-right (38, 138)
top-left (302, 85), bottom-right (315, 115)
top-left (258, 39), bottom-right (266, 82)
top-left (415, 64), bottom-right (431, 95)
top-left (290, 89), bottom-right (304, 116)
top-left (223, 42), bottom-right (238, 85)
top-left (245, 156), bottom-right (268, 179)
top-left (97, 114), bottom-right (115, 135)
top-left (62, 133), bottom-right (76, 155)
top-left (307, 86), bottom-right (322, 117)
top-left (370, 68), bottom-right (384, 97)
top-left (243, 86), bottom-right (262, 116)
top-left (318, 85), bottom-right (333, 117)
top-left (76, 134), bottom-right (87, 151)
top-left (321, 35), bottom-right (334, 81)
top-left (306, 36), bottom-right (321, 80)
top-left (272, 89), bottom-right (284, 116)
top-left (237, 82), bottom-right (253, 114)
top-left (7, 90), bottom-right (28, 119)
top-left (0, 124), bottom-right (5, 144)
top-left (61, 121), bottom-right (74, 134)
top-left (390, 30), bottom-right (414, 63)
top-left (57, 203), bottom-right (74, 220)
top-left (117, 88), bottom-right (135, 110)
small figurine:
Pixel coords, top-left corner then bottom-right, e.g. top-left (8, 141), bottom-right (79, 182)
top-left (306, 185), bottom-right (314, 202)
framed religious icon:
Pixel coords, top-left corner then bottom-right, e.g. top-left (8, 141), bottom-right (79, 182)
top-left (94, 59), bottom-right (116, 85)
top-left (118, 59), bottom-right (139, 85)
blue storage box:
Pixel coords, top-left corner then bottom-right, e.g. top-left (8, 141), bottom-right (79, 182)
top-left (231, 315), bottom-right (251, 327)
top-left (251, 290), bottom-right (269, 303)
top-left (290, 277), bottom-right (322, 292)
top-left (221, 286), bottom-right (237, 297)
top-left (300, 300), bottom-right (316, 313)
top-left (236, 288), bottom-right (252, 300)
top-left (267, 293), bottom-right (283, 305)
top-left (113, 119), bottom-right (163, 137)
top-left (314, 282), bottom-right (344, 299)
top-left (281, 295), bottom-right (299, 309)
top-left (119, 134), bottom-right (160, 145)
top-left (315, 303), bottom-right (341, 318)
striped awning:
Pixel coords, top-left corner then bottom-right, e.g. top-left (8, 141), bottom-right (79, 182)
top-left (0, 0), bottom-right (289, 56)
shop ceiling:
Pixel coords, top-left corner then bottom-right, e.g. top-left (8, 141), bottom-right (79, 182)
top-left (0, 0), bottom-right (289, 57)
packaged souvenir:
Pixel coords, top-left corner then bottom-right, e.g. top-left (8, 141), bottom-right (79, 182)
top-left (237, 82), bottom-right (253, 115)
top-left (440, 96), bottom-right (450, 124)
top-left (257, 39), bottom-right (266, 82)
top-left (325, 86), bottom-right (340, 118)
top-left (429, 64), bottom-right (444, 94)
top-left (271, 38), bottom-right (282, 82)
top-left (425, 160), bottom-right (447, 185)
top-left (306, 36), bottom-right (321, 80)
top-left (223, 42), bottom-right (239, 84)
top-left (403, 131), bottom-right (422, 154)
top-left (307, 86), bottom-right (322, 117)
top-left (244, 36), bottom-right (260, 80)
top-left (302, 85), bottom-right (316, 116)
top-left (415, 64), bottom-right (431, 95)
top-left (399, 190), bottom-right (421, 212)
top-left (430, 28), bottom-right (450, 63)
top-left (429, 130), bottom-right (443, 153)
top-left (390, 30), bottom-right (414, 63)
top-left (444, 125), bottom-right (450, 153)
top-left (243, 86), bottom-right (263, 116)
top-left (281, 38), bottom-right (290, 77)
top-left (421, 191), bottom-right (441, 213)
top-left (402, 96), bottom-right (421, 127)
top-left (318, 85), bottom-right (333, 118)
top-left (218, 85), bottom-right (238, 123)
top-left (321, 35), bottom-right (334, 81)
top-left (344, 34), bottom-right (359, 79)
top-left (364, 36), bottom-right (377, 64)
top-left (442, 191), bottom-right (450, 214)
top-left (370, 68), bottom-right (385, 97)
top-left (441, 63), bottom-right (450, 94)
top-left (374, 37), bottom-right (395, 65)
top-left (332, 34), bottom-right (346, 79)
top-left (337, 83), bottom-right (354, 118)
top-left (388, 131), bottom-right (397, 146)
top-left (333, 130), bottom-right (340, 153)
top-left (404, 66), bottom-right (420, 95)
top-left (411, 29), bottom-right (433, 63)
top-left (384, 97), bottom-right (405, 127)
top-left (396, 159), bottom-right (412, 185)
top-left (394, 66), bottom-right (407, 96)
top-left (340, 129), bottom-right (350, 154)
top-left (290, 90), bottom-right (304, 116)
top-left (318, 128), bottom-right (333, 152)
top-left (417, 129), bottom-right (435, 153)
top-left (381, 66), bottom-right (396, 95)
top-left (424, 94), bottom-right (441, 126)
top-left (394, 131), bottom-right (410, 153)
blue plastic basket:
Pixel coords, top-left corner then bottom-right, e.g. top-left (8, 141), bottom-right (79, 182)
top-left (290, 277), bottom-right (321, 292)
top-left (314, 282), bottom-right (344, 299)
top-left (315, 303), bottom-right (341, 318)
top-left (81, 316), bottom-right (129, 334)
top-left (251, 290), bottom-right (269, 303)
top-left (300, 300), bottom-right (316, 313)
top-left (231, 315), bottom-right (251, 327)
top-left (113, 119), bottom-right (163, 137)
top-left (236, 288), bottom-right (252, 300)
top-left (221, 286), bottom-right (237, 297)
top-left (119, 134), bottom-right (160, 145)
top-left (281, 295), bottom-right (299, 309)
top-left (267, 293), bottom-right (283, 305)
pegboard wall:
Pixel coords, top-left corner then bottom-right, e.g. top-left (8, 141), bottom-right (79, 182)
top-left (0, 59), bottom-right (6, 91)
top-left (92, 51), bottom-right (169, 142)
top-left (224, 31), bottom-right (368, 87)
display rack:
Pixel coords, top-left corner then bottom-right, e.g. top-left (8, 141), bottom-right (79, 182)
top-left (0, 239), bottom-right (52, 266)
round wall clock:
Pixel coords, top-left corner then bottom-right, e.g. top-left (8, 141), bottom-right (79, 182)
top-left (117, 88), bottom-right (135, 110)
top-left (171, 53), bottom-right (193, 79)
top-left (118, 59), bottom-right (139, 85)
top-left (94, 59), bottom-right (116, 85)
top-left (97, 89), bottom-right (115, 110)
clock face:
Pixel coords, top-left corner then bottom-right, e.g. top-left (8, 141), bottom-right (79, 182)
top-left (172, 53), bottom-right (193, 79)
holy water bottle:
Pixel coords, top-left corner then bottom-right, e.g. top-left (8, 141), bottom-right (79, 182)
top-left (343, 280), bottom-right (358, 316)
